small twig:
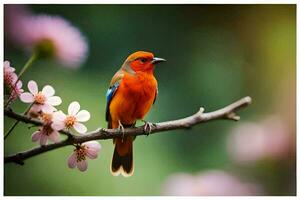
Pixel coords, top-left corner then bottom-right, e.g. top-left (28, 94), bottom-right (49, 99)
top-left (4, 96), bottom-right (252, 165)
top-left (4, 104), bottom-right (33, 140)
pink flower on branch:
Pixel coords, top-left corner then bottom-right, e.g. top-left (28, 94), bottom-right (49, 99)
top-left (4, 61), bottom-right (16, 85)
top-left (52, 101), bottom-right (90, 134)
top-left (4, 61), bottom-right (24, 101)
top-left (68, 141), bottom-right (101, 172)
top-left (31, 111), bottom-right (61, 145)
top-left (32, 124), bottom-right (60, 146)
top-left (20, 80), bottom-right (62, 113)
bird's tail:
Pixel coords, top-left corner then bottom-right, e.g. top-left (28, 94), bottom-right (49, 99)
top-left (110, 136), bottom-right (134, 177)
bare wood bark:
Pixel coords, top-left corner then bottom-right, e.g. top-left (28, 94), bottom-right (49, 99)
top-left (4, 96), bottom-right (252, 165)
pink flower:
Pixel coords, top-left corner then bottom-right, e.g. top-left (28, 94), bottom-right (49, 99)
top-left (67, 141), bottom-right (101, 172)
top-left (20, 80), bottom-right (62, 113)
top-left (31, 111), bottom-right (61, 145)
top-left (4, 61), bottom-right (16, 82)
top-left (16, 14), bottom-right (88, 68)
top-left (227, 116), bottom-right (291, 163)
top-left (27, 104), bottom-right (42, 119)
top-left (52, 101), bottom-right (90, 134)
top-left (4, 61), bottom-right (23, 101)
top-left (161, 170), bottom-right (262, 196)
top-left (31, 123), bottom-right (60, 145)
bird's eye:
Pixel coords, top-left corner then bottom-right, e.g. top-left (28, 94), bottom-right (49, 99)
top-left (140, 58), bottom-right (147, 63)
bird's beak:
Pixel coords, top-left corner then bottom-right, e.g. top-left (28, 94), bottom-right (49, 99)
top-left (152, 57), bottom-right (166, 64)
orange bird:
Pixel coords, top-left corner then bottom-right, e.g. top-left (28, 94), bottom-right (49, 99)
top-left (105, 51), bottom-right (166, 177)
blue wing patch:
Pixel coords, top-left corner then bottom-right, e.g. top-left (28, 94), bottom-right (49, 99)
top-left (105, 82), bottom-right (120, 122)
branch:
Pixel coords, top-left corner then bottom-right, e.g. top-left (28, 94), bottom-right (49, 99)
top-left (4, 96), bottom-right (252, 165)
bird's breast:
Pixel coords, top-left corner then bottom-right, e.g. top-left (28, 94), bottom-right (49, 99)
top-left (109, 73), bottom-right (157, 125)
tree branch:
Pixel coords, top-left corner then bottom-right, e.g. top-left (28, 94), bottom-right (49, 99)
top-left (4, 96), bottom-right (252, 165)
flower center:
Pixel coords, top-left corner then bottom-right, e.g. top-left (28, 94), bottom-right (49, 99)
top-left (41, 113), bottom-right (53, 123)
top-left (42, 124), bottom-right (54, 136)
top-left (34, 39), bottom-right (55, 58)
top-left (65, 116), bottom-right (76, 128)
top-left (75, 146), bottom-right (87, 162)
top-left (34, 92), bottom-right (46, 104)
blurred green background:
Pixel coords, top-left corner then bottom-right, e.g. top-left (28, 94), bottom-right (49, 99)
top-left (4, 4), bottom-right (295, 195)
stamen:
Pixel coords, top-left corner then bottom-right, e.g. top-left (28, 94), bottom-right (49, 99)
top-left (75, 145), bottom-right (87, 162)
top-left (41, 113), bottom-right (53, 123)
top-left (43, 124), bottom-right (54, 136)
top-left (34, 92), bottom-right (46, 104)
top-left (65, 116), bottom-right (76, 128)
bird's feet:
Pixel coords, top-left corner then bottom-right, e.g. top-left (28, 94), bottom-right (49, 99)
top-left (118, 120), bottom-right (125, 142)
top-left (142, 120), bottom-right (157, 136)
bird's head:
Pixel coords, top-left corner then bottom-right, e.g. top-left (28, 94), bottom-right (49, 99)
top-left (122, 51), bottom-right (166, 74)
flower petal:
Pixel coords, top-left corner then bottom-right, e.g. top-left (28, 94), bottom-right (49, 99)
top-left (68, 101), bottom-right (80, 115)
top-left (31, 131), bottom-right (41, 142)
top-left (16, 80), bottom-right (22, 88)
top-left (28, 80), bottom-right (38, 95)
top-left (51, 121), bottom-right (65, 131)
top-left (53, 111), bottom-right (67, 120)
top-left (42, 85), bottom-right (55, 97)
top-left (67, 153), bottom-right (77, 169)
top-left (77, 160), bottom-right (88, 172)
top-left (41, 104), bottom-right (57, 113)
top-left (85, 141), bottom-right (101, 159)
top-left (48, 131), bottom-right (60, 143)
top-left (86, 149), bottom-right (99, 159)
top-left (46, 96), bottom-right (62, 106)
top-left (20, 92), bottom-right (34, 103)
top-left (31, 104), bottom-right (42, 113)
top-left (39, 134), bottom-right (48, 145)
top-left (84, 141), bottom-right (101, 151)
top-left (75, 110), bottom-right (90, 122)
top-left (73, 122), bottom-right (87, 134)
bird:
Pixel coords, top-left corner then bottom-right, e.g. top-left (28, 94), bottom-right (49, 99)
top-left (105, 51), bottom-right (166, 177)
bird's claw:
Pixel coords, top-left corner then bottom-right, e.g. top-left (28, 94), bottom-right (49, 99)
top-left (118, 120), bottom-right (125, 142)
top-left (142, 120), bottom-right (156, 136)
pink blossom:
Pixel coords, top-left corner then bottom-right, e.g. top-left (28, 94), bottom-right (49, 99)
top-left (16, 14), bottom-right (88, 68)
top-left (4, 61), bottom-right (23, 101)
top-left (52, 101), bottom-right (90, 134)
top-left (67, 141), bottom-right (101, 172)
top-left (4, 60), bottom-right (17, 87)
top-left (20, 80), bottom-right (62, 113)
top-left (227, 116), bottom-right (291, 163)
top-left (27, 104), bottom-right (42, 119)
top-left (161, 170), bottom-right (262, 196)
top-left (31, 111), bottom-right (62, 145)
top-left (31, 124), bottom-right (60, 145)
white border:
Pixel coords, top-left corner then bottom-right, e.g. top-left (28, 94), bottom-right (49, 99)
top-left (1, 1), bottom-right (298, 199)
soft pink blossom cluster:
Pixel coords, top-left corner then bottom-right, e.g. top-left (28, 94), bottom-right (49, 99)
top-left (4, 61), bottom-right (23, 102)
top-left (18, 80), bottom-right (100, 171)
top-left (4, 6), bottom-right (98, 173)
top-left (5, 5), bottom-right (88, 68)
top-left (161, 170), bottom-right (262, 196)
top-left (227, 116), bottom-right (292, 164)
